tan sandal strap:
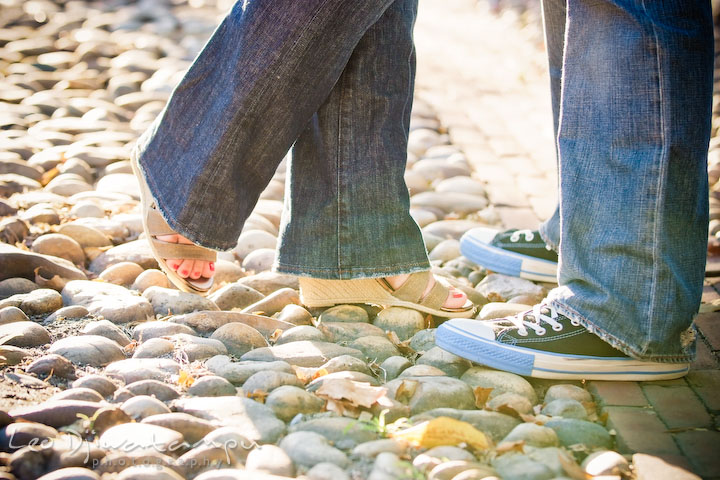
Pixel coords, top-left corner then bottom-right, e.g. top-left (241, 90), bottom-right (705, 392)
top-left (146, 207), bottom-right (177, 236)
top-left (151, 238), bottom-right (217, 261)
top-left (419, 279), bottom-right (450, 309)
top-left (391, 271), bottom-right (431, 303)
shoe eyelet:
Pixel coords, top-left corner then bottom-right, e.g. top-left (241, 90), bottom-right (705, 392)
top-left (570, 320), bottom-right (580, 326)
top-left (536, 328), bottom-right (546, 336)
top-left (552, 325), bottom-right (563, 332)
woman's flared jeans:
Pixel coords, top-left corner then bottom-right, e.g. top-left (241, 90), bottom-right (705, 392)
top-left (537, 0), bottom-right (713, 363)
top-left (133, 0), bottom-right (431, 279)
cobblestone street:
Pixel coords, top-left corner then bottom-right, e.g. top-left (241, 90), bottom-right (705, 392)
top-left (0, 0), bottom-right (718, 479)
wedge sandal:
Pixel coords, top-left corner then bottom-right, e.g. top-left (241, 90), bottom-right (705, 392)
top-left (131, 156), bottom-right (216, 294)
top-left (298, 271), bottom-right (475, 318)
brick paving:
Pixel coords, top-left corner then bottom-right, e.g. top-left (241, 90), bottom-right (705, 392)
top-left (414, 1), bottom-right (720, 478)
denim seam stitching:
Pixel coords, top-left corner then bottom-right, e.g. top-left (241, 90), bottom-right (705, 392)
top-left (640, 0), bottom-right (667, 356)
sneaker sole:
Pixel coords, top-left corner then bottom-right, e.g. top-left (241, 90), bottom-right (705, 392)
top-left (436, 322), bottom-right (689, 381)
top-left (460, 230), bottom-right (558, 283)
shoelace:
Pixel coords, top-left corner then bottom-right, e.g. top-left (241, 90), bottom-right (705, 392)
top-left (497, 303), bottom-right (581, 337)
top-left (508, 229), bottom-right (554, 251)
top-left (509, 229), bottom-right (535, 242)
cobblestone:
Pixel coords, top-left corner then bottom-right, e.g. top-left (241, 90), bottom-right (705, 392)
top-left (603, 407), bottom-right (682, 457)
top-left (641, 385), bottom-right (713, 430)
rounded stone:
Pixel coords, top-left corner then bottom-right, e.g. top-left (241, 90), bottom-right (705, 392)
top-left (26, 354), bottom-right (75, 379)
top-left (0, 306), bottom-right (29, 325)
top-left (373, 307), bottom-right (426, 342)
top-left (143, 286), bottom-right (219, 316)
top-left (241, 248), bottom-right (276, 273)
top-left (31, 233), bottom-right (85, 266)
top-left (133, 337), bottom-right (175, 358)
top-left (541, 398), bottom-right (588, 420)
top-left (131, 269), bottom-right (170, 292)
top-left (266, 385), bottom-right (325, 422)
top-left (187, 375), bottom-right (237, 397)
top-left (117, 466), bottom-right (183, 480)
top-left (207, 282), bottom-right (264, 311)
top-left (50, 387), bottom-right (105, 403)
top-left (48, 335), bottom-right (125, 367)
top-left (318, 305), bottom-right (369, 323)
top-left (245, 444), bottom-right (295, 477)
top-left (0, 321), bottom-right (51, 347)
top-left (379, 355), bottom-right (412, 381)
top-left (36, 468), bottom-right (100, 480)
top-left (279, 431), bottom-right (349, 469)
top-left (276, 325), bottom-right (327, 344)
top-left (543, 384), bottom-right (592, 405)
top-left (71, 375), bottom-right (117, 398)
top-left (99, 423), bottom-right (185, 455)
top-left (141, 412), bottom-right (216, 444)
top-left (348, 335), bottom-right (400, 363)
top-left (121, 395), bottom-right (172, 421)
top-left (81, 319), bottom-right (132, 346)
top-left (544, 418), bottom-right (613, 449)
top-left (241, 371), bottom-right (304, 396)
top-left (460, 367), bottom-right (537, 404)
top-left (99, 262), bottom-right (145, 286)
top-left (277, 303), bottom-right (314, 326)
top-left (209, 322), bottom-right (268, 357)
top-left (502, 423), bottom-right (559, 448)
top-left (486, 392), bottom-right (534, 416)
top-left (234, 229), bottom-right (277, 260)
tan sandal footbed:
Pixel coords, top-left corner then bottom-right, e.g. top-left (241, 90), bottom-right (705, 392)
top-left (298, 271), bottom-right (476, 318)
top-left (132, 156), bottom-right (216, 294)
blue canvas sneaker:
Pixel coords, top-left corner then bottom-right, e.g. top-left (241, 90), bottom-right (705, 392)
top-left (436, 303), bottom-right (690, 381)
top-left (460, 227), bottom-right (558, 282)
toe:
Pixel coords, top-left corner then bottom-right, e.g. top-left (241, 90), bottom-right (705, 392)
top-left (202, 261), bottom-right (215, 279)
top-left (166, 259), bottom-right (181, 270)
top-left (157, 234), bottom-right (179, 243)
top-left (177, 259), bottom-right (194, 278)
top-left (444, 287), bottom-right (468, 309)
top-left (189, 261), bottom-right (204, 280)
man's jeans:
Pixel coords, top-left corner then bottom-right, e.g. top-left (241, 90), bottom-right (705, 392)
top-left (538, 0), bottom-right (713, 362)
top-left (133, 0), bottom-right (431, 279)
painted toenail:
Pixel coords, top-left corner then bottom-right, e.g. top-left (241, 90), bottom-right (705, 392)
top-left (209, 263), bottom-right (215, 271)
top-left (453, 292), bottom-right (463, 298)
top-left (181, 270), bottom-right (189, 275)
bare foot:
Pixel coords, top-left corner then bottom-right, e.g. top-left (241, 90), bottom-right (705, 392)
top-left (157, 234), bottom-right (215, 280)
top-left (385, 273), bottom-right (468, 309)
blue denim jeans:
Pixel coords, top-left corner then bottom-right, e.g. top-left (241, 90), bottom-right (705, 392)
top-left (133, 0), bottom-right (431, 280)
top-left (537, 0), bottom-right (713, 362)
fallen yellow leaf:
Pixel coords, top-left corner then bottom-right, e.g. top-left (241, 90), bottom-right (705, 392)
top-left (473, 386), bottom-right (493, 409)
top-left (390, 416), bottom-right (490, 451)
top-left (177, 370), bottom-right (195, 388)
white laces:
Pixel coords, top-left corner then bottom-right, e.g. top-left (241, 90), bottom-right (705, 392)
top-left (500, 304), bottom-right (580, 337)
top-left (509, 229), bottom-right (535, 242)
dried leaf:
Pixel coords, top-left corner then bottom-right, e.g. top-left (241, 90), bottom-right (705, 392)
top-left (312, 368), bottom-right (329, 381)
top-left (177, 370), bottom-right (195, 388)
top-left (390, 416), bottom-right (490, 450)
top-left (246, 389), bottom-right (268, 403)
top-left (558, 450), bottom-right (588, 480)
top-left (269, 329), bottom-right (283, 343)
top-left (40, 167), bottom-right (59, 186)
top-left (122, 340), bottom-right (138, 355)
top-left (495, 404), bottom-right (523, 420)
top-left (34, 266), bottom-right (67, 291)
top-left (292, 366), bottom-right (316, 383)
top-left (316, 378), bottom-right (389, 408)
top-left (495, 440), bottom-right (525, 454)
top-left (519, 413), bottom-right (538, 423)
top-left (395, 379), bottom-right (418, 403)
top-left (473, 386), bottom-right (493, 409)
